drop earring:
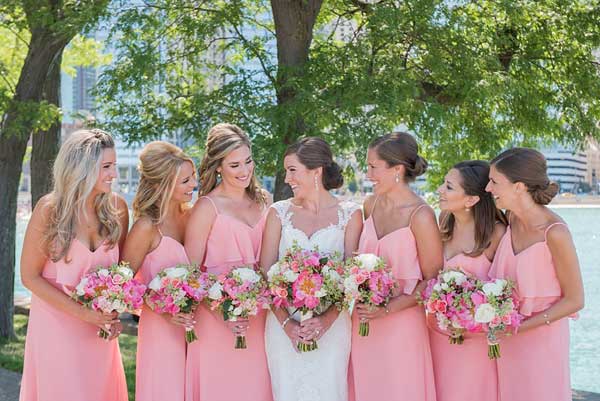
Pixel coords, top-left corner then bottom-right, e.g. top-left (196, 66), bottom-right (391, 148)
top-left (314, 175), bottom-right (319, 191)
top-left (395, 174), bottom-right (400, 183)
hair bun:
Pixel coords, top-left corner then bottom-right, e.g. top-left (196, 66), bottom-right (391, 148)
top-left (530, 181), bottom-right (559, 205)
top-left (405, 155), bottom-right (428, 179)
top-left (323, 162), bottom-right (344, 190)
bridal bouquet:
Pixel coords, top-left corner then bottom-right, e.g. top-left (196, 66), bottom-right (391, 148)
top-left (145, 264), bottom-right (213, 343)
top-left (421, 269), bottom-right (522, 358)
top-left (473, 278), bottom-right (522, 359)
top-left (420, 268), bottom-right (483, 345)
top-left (267, 244), bottom-right (345, 352)
top-left (342, 253), bottom-right (396, 336)
top-left (72, 262), bottom-right (146, 339)
top-left (207, 266), bottom-right (271, 349)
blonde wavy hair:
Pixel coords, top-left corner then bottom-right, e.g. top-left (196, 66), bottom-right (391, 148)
top-left (198, 123), bottom-right (266, 205)
top-left (132, 141), bottom-right (196, 224)
top-left (44, 129), bottom-right (121, 262)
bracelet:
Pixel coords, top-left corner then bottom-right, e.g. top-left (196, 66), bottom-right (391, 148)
top-left (281, 316), bottom-right (291, 329)
top-left (543, 313), bottom-right (551, 325)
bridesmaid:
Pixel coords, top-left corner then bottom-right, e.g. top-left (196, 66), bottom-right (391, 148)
top-left (486, 148), bottom-right (584, 401)
top-left (184, 123), bottom-right (273, 401)
top-left (121, 141), bottom-right (197, 401)
top-left (350, 132), bottom-right (440, 401)
top-left (430, 160), bottom-right (506, 401)
top-left (19, 129), bottom-right (129, 401)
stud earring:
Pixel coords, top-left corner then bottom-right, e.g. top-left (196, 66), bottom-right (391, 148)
top-left (465, 206), bottom-right (471, 212)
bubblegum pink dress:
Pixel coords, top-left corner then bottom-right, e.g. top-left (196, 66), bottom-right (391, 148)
top-left (20, 240), bottom-right (128, 401)
top-left (136, 233), bottom-right (190, 401)
top-left (429, 252), bottom-right (498, 401)
top-left (185, 196), bottom-right (272, 401)
top-left (350, 204), bottom-right (436, 401)
top-left (489, 223), bottom-right (572, 401)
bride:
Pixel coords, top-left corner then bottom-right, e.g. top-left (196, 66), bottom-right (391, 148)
top-left (260, 137), bottom-right (363, 401)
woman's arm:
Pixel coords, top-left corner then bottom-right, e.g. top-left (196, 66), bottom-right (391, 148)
top-left (184, 197), bottom-right (217, 267)
top-left (121, 218), bottom-right (156, 273)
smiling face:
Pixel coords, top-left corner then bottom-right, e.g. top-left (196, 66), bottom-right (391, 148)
top-left (366, 147), bottom-right (400, 195)
top-left (284, 153), bottom-right (320, 199)
top-left (437, 168), bottom-right (480, 213)
top-left (218, 145), bottom-right (254, 190)
top-left (171, 161), bottom-right (197, 203)
top-left (486, 165), bottom-right (518, 210)
top-left (93, 148), bottom-right (117, 194)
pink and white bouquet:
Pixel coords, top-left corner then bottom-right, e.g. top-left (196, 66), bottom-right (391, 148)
top-left (145, 264), bottom-right (213, 343)
top-left (421, 269), bottom-right (522, 359)
top-left (207, 266), bottom-right (270, 349)
top-left (342, 253), bottom-right (396, 336)
top-left (73, 262), bottom-right (146, 339)
top-left (267, 243), bottom-right (345, 352)
top-left (473, 278), bottom-right (522, 359)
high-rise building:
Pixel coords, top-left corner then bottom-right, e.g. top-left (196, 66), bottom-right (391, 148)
top-left (542, 145), bottom-right (588, 193)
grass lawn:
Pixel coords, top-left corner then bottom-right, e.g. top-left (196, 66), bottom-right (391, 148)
top-left (0, 314), bottom-right (137, 400)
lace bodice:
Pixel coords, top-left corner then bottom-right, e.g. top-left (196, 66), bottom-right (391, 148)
top-left (271, 199), bottom-right (361, 258)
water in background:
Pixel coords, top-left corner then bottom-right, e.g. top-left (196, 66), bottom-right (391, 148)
top-left (13, 208), bottom-right (600, 393)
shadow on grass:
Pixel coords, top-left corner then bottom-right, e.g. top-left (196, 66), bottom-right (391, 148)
top-left (0, 315), bottom-right (137, 401)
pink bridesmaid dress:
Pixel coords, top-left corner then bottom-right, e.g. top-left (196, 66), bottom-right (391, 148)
top-left (136, 232), bottom-right (190, 401)
top-left (185, 196), bottom-right (272, 401)
top-left (350, 204), bottom-right (436, 401)
top-left (489, 222), bottom-right (573, 401)
top-left (429, 253), bottom-right (498, 401)
top-left (20, 240), bottom-right (128, 401)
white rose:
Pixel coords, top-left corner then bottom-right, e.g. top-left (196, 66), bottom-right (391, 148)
top-left (208, 282), bottom-right (223, 300)
top-left (75, 277), bottom-right (88, 296)
top-left (283, 270), bottom-right (299, 283)
top-left (433, 283), bottom-right (442, 292)
top-left (234, 267), bottom-right (261, 283)
top-left (356, 253), bottom-right (380, 272)
top-left (325, 269), bottom-right (341, 282)
top-left (482, 282), bottom-right (503, 297)
top-left (442, 270), bottom-right (466, 285)
top-left (344, 276), bottom-right (359, 293)
top-left (111, 299), bottom-right (126, 313)
top-left (97, 269), bottom-right (110, 278)
top-left (474, 303), bottom-right (496, 323)
top-left (441, 283), bottom-right (449, 291)
top-left (118, 266), bottom-right (134, 280)
top-left (165, 267), bottom-right (188, 279)
top-left (148, 276), bottom-right (162, 291)
top-left (266, 263), bottom-right (280, 281)
top-left (315, 288), bottom-right (327, 298)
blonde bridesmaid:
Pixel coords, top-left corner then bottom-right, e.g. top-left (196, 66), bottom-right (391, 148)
top-left (486, 148), bottom-right (584, 401)
top-left (184, 123), bottom-right (273, 401)
top-left (430, 160), bottom-right (506, 401)
top-left (350, 132), bottom-right (440, 401)
top-left (19, 129), bottom-right (129, 401)
top-left (121, 141), bottom-right (197, 401)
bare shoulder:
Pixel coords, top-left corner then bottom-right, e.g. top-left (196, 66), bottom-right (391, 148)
top-left (362, 194), bottom-right (377, 219)
top-left (129, 216), bottom-right (156, 237)
top-left (411, 203), bottom-right (437, 224)
top-left (545, 221), bottom-right (571, 244)
top-left (190, 196), bottom-right (217, 220)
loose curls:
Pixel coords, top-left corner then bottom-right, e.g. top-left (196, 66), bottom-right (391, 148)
top-left (284, 137), bottom-right (344, 190)
top-left (43, 129), bottom-right (121, 262)
top-left (369, 132), bottom-right (427, 182)
top-left (439, 160), bottom-right (507, 256)
top-left (491, 148), bottom-right (559, 205)
top-left (133, 141), bottom-right (195, 224)
top-left (198, 123), bottom-right (266, 205)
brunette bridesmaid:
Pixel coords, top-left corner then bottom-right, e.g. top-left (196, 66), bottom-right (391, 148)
top-left (487, 148), bottom-right (584, 401)
top-left (350, 132), bottom-right (440, 401)
top-left (121, 141), bottom-right (197, 401)
top-left (19, 129), bottom-right (129, 401)
top-left (184, 123), bottom-right (273, 401)
top-left (430, 160), bottom-right (506, 401)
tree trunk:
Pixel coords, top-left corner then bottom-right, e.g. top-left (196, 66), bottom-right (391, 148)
top-left (0, 28), bottom-right (69, 339)
top-left (270, 0), bottom-right (323, 201)
top-left (31, 52), bottom-right (63, 209)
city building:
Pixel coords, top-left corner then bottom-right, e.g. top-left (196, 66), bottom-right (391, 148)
top-left (542, 144), bottom-right (588, 193)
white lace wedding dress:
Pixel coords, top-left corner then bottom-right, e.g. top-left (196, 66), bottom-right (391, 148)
top-left (265, 199), bottom-right (361, 401)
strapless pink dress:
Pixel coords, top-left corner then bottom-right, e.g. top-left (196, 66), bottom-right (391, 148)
top-left (20, 240), bottom-right (128, 401)
top-left (185, 197), bottom-right (272, 401)
top-left (136, 235), bottom-right (189, 401)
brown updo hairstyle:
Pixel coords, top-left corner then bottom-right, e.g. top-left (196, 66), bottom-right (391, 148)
top-left (439, 160), bottom-right (507, 257)
top-left (284, 137), bottom-right (344, 190)
top-left (491, 147), bottom-right (559, 205)
top-left (198, 123), bottom-right (267, 205)
top-left (368, 132), bottom-right (428, 182)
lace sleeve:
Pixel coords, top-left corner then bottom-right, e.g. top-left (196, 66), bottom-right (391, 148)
top-left (338, 201), bottom-right (362, 229)
top-left (270, 199), bottom-right (292, 227)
